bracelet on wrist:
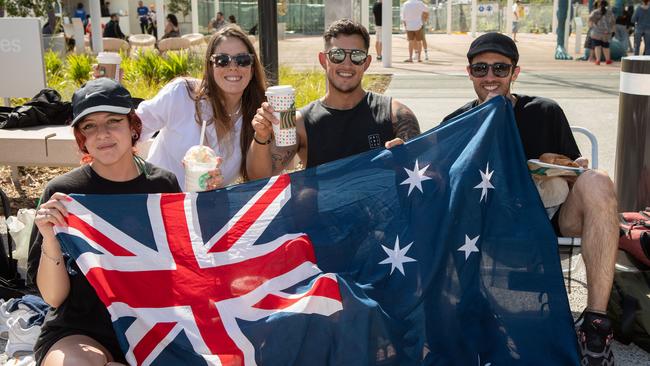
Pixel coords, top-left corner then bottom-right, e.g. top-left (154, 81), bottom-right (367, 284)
top-left (253, 134), bottom-right (272, 145)
top-left (41, 245), bottom-right (63, 266)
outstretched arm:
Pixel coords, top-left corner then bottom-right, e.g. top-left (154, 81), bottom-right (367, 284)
top-left (385, 100), bottom-right (421, 148)
top-left (246, 102), bottom-right (301, 180)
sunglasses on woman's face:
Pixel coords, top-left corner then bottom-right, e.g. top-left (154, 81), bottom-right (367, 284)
top-left (210, 53), bottom-right (254, 68)
top-left (469, 62), bottom-right (514, 78)
top-left (325, 48), bottom-right (368, 65)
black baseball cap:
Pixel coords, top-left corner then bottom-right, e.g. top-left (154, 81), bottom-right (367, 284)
top-left (71, 78), bottom-right (133, 126)
top-left (466, 32), bottom-right (519, 65)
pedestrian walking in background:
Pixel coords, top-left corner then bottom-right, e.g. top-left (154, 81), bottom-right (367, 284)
top-left (632, 0), bottom-right (650, 55)
top-left (589, 0), bottom-right (616, 65)
top-left (512, 0), bottom-right (523, 42)
top-left (401, 0), bottom-right (429, 62)
top-left (373, 0), bottom-right (383, 61)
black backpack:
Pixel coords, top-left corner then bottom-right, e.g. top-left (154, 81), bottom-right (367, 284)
top-left (607, 263), bottom-right (650, 353)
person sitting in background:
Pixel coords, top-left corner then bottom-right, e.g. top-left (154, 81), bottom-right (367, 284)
top-left (228, 15), bottom-right (237, 24)
top-left (209, 11), bottom-right (226, 33)
top-left (160, 14), bottom-right (180, 40)
top-left (103, 13), bottom-right (126, 40)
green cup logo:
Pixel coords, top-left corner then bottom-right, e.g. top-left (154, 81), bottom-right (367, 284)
top-left (198, 172), bottom-right (211, 190)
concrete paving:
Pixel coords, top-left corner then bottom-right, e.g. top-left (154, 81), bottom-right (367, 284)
top-left (279, 32), bottom-right (648, 364)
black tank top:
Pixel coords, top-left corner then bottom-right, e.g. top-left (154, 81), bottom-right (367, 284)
top-left (302, 92), bottom-right (394, 168)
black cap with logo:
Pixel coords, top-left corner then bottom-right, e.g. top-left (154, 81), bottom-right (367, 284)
top-left (71, 78), bottom-right (133, 126)
top-left (466, 32), bottom-right (519, 65)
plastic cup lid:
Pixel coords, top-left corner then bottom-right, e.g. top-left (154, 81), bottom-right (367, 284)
top-left (265, 85), bottom-right (295, 96)
top-left (97, 52), bottom-right (121, 64)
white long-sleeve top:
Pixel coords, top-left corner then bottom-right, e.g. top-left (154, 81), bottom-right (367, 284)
top-left (136, 78), bottom-right (243, 190)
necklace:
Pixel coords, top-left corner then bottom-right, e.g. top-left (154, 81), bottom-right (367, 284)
top-left (227, 102), bottom-right (242, 118)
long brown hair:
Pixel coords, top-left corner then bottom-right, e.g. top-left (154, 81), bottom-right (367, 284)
top-left (191, 25), bottom-right (267, 181)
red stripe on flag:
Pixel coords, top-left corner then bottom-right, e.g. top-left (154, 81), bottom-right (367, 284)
top-left (252, 275), bottom-right (341, 310)
top-left (133, 322), bottom-right (176, 364)
top-left (67, 214), bottom-right (136, 256)
top-left (210, 174), bottom-right (291, 253)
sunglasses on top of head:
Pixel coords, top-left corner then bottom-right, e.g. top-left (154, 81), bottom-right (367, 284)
top-left (325, 48), bottom-right (368, 66)
top-left (469, 62), bottom-right (514, 78)
top-left (210, 53), bottom-right (254, 68)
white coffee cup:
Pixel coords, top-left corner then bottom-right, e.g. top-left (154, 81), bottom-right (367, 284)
top-left (97, 52), bottom-right (121, 82)
top-left (265, 85), bottom-right (297, 147)
top-left (183, 145), bottom-right (219, 192)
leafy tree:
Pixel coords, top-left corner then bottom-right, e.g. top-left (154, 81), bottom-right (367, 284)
top-left (0, 0), bottom-right (52, 17)
top-left (167, 0), bottom-right (191, 17)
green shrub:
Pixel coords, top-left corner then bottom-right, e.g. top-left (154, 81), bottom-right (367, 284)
top-left (134, 50), bottom-right (165, 85)
top-left (160, 51), bottom-right (191, 81)
top-left (44, 51), bottom-right (64, 79)
top-left (66, 53), bottom-right (95, 86)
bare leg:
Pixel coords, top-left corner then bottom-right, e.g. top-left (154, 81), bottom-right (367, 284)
top-left (603, 47), bottom-right (611, 62)
top-left (558, 170), bottom-right (618, 313)
top-left (594, 46), bottom-right (602, 63)
top-left (42, 334), bottom-right (126, 366)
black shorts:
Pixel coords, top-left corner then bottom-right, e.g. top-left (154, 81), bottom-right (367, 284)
top-left (34, 327), bottom-right (126, 365)
top-left (550, 206), bottom-right (564, 237)
top-left (592, 39), bottom-right (610, 48)
top-left (584, 35), bottom-right (594, 49)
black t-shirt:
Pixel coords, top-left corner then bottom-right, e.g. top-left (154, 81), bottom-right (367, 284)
top-left (442, 94), bottom-right (581, 160)
top-left (27, 161), bottom-right (180, 362)
top-left (302, 92), bottom-right (394, 168)
top-left (373, 2), bottom-right (383, 26)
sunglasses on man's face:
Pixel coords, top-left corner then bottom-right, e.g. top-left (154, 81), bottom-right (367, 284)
top-left (210, 53), bottom-right (254, 68)
top-left (326, 48), bottom-right (368, 65)
top-left (469, 62), bottom-right (514, 78)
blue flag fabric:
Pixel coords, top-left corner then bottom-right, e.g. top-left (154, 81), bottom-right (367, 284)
top-left (55, 96), bottom-right (579, 365)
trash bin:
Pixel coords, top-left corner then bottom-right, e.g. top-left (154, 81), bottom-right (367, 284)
top-left (615, 56), bottom-right (650, 211)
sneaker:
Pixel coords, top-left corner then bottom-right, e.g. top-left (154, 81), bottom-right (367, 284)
top-left (575, 311), bottom-right (615, 366)
top-left (403, 58), bottom-right (413, 63)
top-left (0, 299), bottom-right (29, 340)
top-left (595, 60), bottom-right (601, 65)
top-left (5, 316), bottom-right (41, 358)
top-left (605, 59), bottom-right (613, 65)
top-left (377, 55), bottom-right (382, 61)
top-left (424, 50), bottom-right (429, 61)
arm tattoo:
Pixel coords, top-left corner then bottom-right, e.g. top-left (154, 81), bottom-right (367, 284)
top-left (394, 106), bottom-right (421, 141)
top-left (271, 147), bottom-right (297, 173)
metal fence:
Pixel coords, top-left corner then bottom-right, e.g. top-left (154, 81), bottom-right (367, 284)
top-left (194, 1), bottom-right (572, 36)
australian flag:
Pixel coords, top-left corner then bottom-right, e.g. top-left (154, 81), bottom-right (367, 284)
top-left (54, 96), bottom-right (579, 365)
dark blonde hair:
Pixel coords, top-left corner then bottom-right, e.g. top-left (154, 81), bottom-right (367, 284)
top-left (191, 25), bottom-right (266, 181)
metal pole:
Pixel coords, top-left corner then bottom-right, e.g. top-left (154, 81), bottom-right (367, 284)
top-left (191, 0), bottom-right (199, 33)
top-left (381, 0), bottom-right (392, 67)
top-left (89, 0), bottom-right (103, 52)
top-left (471, 0), bottom-right (477, 37)
top-left (447, 0), bottom-right (451, 34)
top-left (552, 0), bottom-right (559, 34)
top-left (259, 0), bottom-right (279, 85)
top-left (506, 0), bottom-right (513, 35)
top-left (616, 56), bottom-right (650, 211)
top-left (156, 0), bottom-right (165, 41)
top-left (361, 0), bottom-right (369, 29)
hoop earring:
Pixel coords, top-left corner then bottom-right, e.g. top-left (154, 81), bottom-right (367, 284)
top-left (132, 132), bottom-right (139, 140)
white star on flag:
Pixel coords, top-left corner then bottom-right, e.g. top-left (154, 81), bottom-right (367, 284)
top-left (379, 236), bottom-right (417, 275)
top-left (474, 162), bottom-right (495, 202)
top-left (400, 159), bottom-right (432, 196)
top-left (458, 235), bottom-right (480, 260)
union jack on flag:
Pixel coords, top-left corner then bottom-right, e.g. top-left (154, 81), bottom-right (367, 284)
top-left (55, 97), bottom-right (580, 365)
